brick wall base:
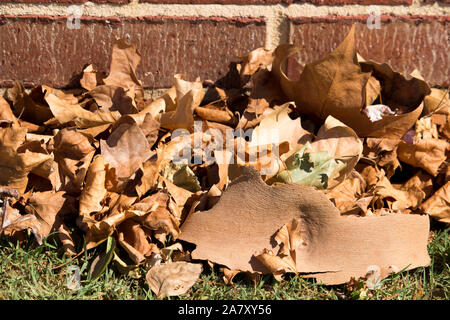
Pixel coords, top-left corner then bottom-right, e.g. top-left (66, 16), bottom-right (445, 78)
top-left (0, 1), bottom-right (448, 88)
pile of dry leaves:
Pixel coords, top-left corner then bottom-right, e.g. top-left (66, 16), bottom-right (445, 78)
top-left (0, 26), bottom-right (448, 298)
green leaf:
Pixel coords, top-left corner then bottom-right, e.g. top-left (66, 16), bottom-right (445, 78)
top-left (274, 142), bottom-right (345, 189)
top-left (162, 162), bottom-right (201, 192)
top-left (89, 236), bottom-right (116, 280)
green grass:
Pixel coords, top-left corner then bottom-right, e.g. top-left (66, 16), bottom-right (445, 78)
top-left (0, 226), bottom-right (448, 300)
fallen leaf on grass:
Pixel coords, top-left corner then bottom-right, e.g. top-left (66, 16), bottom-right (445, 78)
top-left (179, 167), bottom-right (430, 284)
top-left (0, 196), bottom-right (43, 243)
top-left (146, 261), bottom-right (203, 298)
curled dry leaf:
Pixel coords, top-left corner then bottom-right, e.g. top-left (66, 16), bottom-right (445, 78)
top-left (80, 64), bottom-right (98, 91)
top-left (238, 47), bottom-right (274, 78)
top-left (420, 181), bottom-right (450, 224)
top-left (374, 175), bottom-right (425, 212)
top-left (133, 192), bottom-right (181, 244)
top-left (179, 167), bottom-right (430, 285)
top-left (424, 88), bottom-right (449, 115)
top-left (117, 219), bottom-right (158, 264)
top-left (325, 170), bottom-right (367, 214)
top-left (0, 126), bottom-right (53, 194)
top-left (364, 76), bottom-right (381, 107)
top-left (25, 191), bottom-right (76, 238)
top-left (1, 203), bottom-right (43, 244)
top-left (45, 92), bottom-right (121, 128)
top-left (365, 138), bottom-right (401, 178)
top-left (397, 138), bottom-right (448, 176)
top-left (88, 85), bottom-right (137, 115)
top-left (146, 261), bottom-right (203, 298)
top-left (100, 121), bottom-right (153, 181)
top-left (103, 38), bottom-right (144, 102)
top-left (52, 128), bottom-right (96, 194)
top-left (0, 96), bottom-right (18, 126)
top-left (248, 102), bottom-right (312, 158)
top-left (139, 87), bottom-right (177, 118)
top-left (254, 218), bottom-right (303, 281)
top-left (78, 155), bottom-right (108, 229)
top-left (8, 81), bottom-right (53, 124)
top-left (159, 75), bottom-right (205, 131)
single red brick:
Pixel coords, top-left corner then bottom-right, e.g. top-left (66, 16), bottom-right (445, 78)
top-left (289, 15), bottom-right (449, 87)
top-left (0, 15), bottom-right (265, 89)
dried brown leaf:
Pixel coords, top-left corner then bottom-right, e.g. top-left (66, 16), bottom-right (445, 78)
top-left (179, 167), bottom-right (430, 284)
top-left (145, 261), bottom-right (202, 298)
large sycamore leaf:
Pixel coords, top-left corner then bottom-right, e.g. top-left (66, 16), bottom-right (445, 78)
top-left (179, 167), bottom-right (430, 285)
top-left (272, 27), bottom-right (429, 139)
top-left (146, 262), bottom-right (202, 298)
top-left (272, 27), bottom-right (370, 135)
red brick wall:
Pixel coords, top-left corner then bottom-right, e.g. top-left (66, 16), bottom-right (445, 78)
top-left (0, 0), bottom-right (448, 88)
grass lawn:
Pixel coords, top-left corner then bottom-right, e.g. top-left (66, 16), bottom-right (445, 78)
top-left (0, 223), bottom-right (448, 300)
